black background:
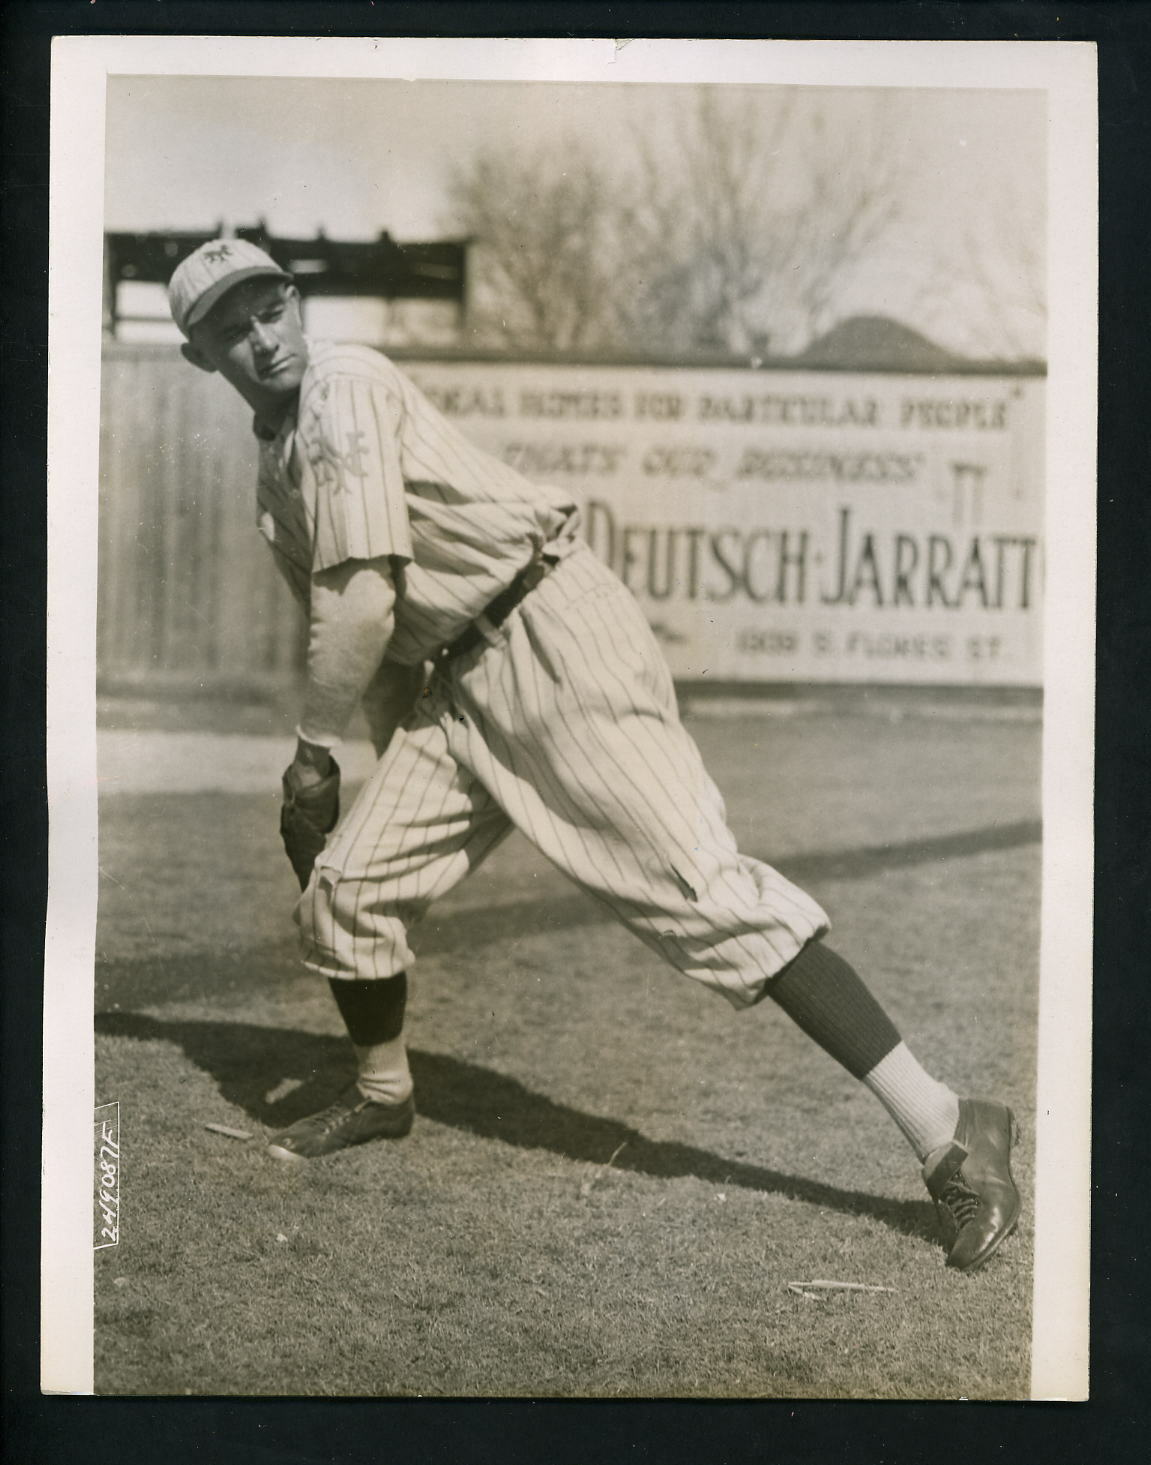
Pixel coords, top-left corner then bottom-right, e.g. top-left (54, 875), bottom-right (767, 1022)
top-left (3, 3), bottom-right (1147, 1462)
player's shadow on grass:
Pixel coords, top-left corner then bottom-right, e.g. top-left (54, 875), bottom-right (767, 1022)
top-left (96, 1009), bottom-right (938, 1243)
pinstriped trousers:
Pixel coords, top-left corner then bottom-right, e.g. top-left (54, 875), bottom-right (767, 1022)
top-left (296, 541), bottom-right (830, 1009)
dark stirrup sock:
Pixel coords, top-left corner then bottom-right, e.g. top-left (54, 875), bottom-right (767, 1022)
top-left (327, 973), bottom-right (408, 1046)
top-left (762, 940), bottom-right (901, 1078)
top-left (764, 941), bottom-right (960, 1158)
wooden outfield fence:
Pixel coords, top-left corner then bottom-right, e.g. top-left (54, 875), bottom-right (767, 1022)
top-left (99, 341), bottom-right (1044, 694)
top-left (99, 344), bottom-right (306, 691)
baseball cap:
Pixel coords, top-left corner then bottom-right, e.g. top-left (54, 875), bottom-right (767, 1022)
top-left (168, 238), bottom-right (293, 336)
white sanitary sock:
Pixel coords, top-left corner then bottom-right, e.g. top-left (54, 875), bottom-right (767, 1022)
top-left (354, 1038), bottom-right (413, 1105)
top-left (862, 1042), bottom-right (961, 1161)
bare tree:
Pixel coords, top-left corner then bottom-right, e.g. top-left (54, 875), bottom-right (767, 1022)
top-left (901, 176), bottom-right (1047, 362)
top-left (615, 89), bottom-right (907, 355)
top-left (445, 139), bottom-right (621, 351)
top-left (955, 184), bottom-right (1047, 360)
top-left (614, 88), bottom-right (798, 353)
top-left (785, 99), bottom-right (907, 347)
top-left (444, 89), bottom-right (909, 357)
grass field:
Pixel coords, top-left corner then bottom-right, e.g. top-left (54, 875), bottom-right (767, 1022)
top-left (94, 702), bottom-right (1041, 1398)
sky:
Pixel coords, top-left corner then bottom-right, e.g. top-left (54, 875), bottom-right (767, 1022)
top-left (104, 76), bottom-right (1047, 357)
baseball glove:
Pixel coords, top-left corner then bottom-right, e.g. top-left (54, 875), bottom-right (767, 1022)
top-left (280, 760), bottom-right (341, 890)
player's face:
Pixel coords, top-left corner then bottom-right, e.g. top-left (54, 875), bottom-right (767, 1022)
top-left (185, 280), bottom-right (308, 421)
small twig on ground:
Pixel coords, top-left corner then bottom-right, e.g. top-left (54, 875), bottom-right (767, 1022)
top-left (264, 1078), bottom-right (305, 1104)
top-left (580, 1141), bottom-right (628, 1196)
top-left (204, 1123), bottom-right (253, 1141)
top-left (786, 1279), bottom-right (897, 1301)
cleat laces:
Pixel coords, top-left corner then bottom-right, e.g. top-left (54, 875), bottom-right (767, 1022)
top-left (938, 1169), bottom-right (982, 1229)
top-left (300, 1093), bottom-right (365, 1138)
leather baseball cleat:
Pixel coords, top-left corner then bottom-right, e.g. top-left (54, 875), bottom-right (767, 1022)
top-left (922, 1098), bottom-right (1021, 1272)
top-left (267, 1085), bottom-right (414, 1161)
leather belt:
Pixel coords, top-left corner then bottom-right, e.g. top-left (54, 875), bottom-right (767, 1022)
top-left (442, 556), bottom-right (553, 661)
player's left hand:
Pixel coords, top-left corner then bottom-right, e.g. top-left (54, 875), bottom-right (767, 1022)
top-left (280, 758), bottom-right (341, 890)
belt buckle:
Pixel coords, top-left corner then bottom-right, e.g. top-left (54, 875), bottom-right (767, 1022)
top-left (472, 612), bottom-right (503, 648)
top-left (443, 556), bottom-right (549, 662)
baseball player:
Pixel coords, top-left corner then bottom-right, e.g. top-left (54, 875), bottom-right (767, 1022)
top-left (168, 239), bottom-right (1020, 1272)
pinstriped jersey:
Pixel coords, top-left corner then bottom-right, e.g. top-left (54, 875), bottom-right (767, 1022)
top-left (255, 340), bottom-right (578, 664)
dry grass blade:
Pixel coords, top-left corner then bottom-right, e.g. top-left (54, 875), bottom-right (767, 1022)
top-left (579, 1140), bottom-right (628, 1197)
top-left (787, 1280), bottom-right (898, 1299)
top-left (204, 1123), bottom-right (253, 1141)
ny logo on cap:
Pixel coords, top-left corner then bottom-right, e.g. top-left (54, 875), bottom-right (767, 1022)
top-left (203, 243), bottom-right (233, 264)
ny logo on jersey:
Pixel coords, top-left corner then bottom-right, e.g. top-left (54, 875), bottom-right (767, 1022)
top-left (203, 243), bottom-right (233, 264)
top-left (306, 430), bottom-right (371, 494)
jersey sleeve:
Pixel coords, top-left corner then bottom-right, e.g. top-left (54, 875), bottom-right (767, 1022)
top-left (297, 371), bottom-right (414, 575)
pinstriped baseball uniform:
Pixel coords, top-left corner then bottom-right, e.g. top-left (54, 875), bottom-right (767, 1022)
top-left (256, 340), bottom-right (578, 661)
top-left (257, 341), bottom-right (829, 1009)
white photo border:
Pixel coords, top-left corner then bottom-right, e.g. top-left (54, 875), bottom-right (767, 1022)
top-left (45, 34), bottom-right (1096, 1400)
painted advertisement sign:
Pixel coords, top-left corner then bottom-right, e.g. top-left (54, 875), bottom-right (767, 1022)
top-left (403, 361), bottom-right (1045, 685)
